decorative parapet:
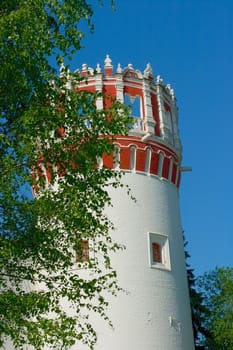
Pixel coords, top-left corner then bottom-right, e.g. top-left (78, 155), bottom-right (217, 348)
top-left (71, 55), bottom-right (182, 156)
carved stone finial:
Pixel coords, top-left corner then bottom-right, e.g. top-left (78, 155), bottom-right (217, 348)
top-left (170, 89), bottom-right (175, 99)
top-left (60, 62), bottom-right (65, 74)
top-left (104, 54), bottom-right (112, 67)
top-left (144, 63), bottom-right (153, 78)
top-left (156, 75), bottom-right (163, 84)
top-left (82, 63), bottom-right (88, 71)
top-left (117, 63), bottom-right (122, 73)
top-left (166, 84), bottom-right (171, 90)
top-left (96, 63), bottom-right (101, 73)
top-left (128, 63), bottom-right (134, 70)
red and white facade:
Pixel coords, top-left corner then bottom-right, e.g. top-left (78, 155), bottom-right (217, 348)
top-left (76, 55), bottom-right (182, 187)
top-left (75, 55), bottom-right (195, 350)
top-left (3, 55), bottom-right (195, 350)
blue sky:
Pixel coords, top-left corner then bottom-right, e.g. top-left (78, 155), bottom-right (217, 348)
top-left (68, 0), bottom-right (233, 276)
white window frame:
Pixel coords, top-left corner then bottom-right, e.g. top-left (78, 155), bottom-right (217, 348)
top-left (148, 232), bottom-right (171, 271)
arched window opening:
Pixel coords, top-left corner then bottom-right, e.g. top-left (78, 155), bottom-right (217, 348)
top-left (124, 94), bottom-right (141, 117)
top-left (124, 94), bottom-right (142, 131)
top-left (164, 103), bottom-right (176, 146)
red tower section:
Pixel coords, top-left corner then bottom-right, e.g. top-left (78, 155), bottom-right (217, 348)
top-left (75, 55), bottom-right (182, 188)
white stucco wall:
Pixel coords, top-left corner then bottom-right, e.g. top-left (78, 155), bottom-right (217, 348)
top-left (85, 171), bottom-right (195, 350)
top-left (3, 171), bottom-right (194, 350)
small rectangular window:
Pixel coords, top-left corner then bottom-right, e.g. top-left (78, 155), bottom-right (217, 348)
top-left (148, 232), bottom-right (171, 270)
top-left (152, 242), bottom-right (162, 263)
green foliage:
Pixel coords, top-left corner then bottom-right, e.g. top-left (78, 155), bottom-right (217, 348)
top-left (184, 238), bottom-right (208, 349)
top-left (197, 267), bottom-right (233, 350)
top-left (0, 1), bottom-right (131, 349)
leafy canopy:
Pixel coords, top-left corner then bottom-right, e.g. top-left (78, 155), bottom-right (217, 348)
top-left (197, 267), bottom-right (233, 350)
top-left (0, 1), bottom-right (131, 349)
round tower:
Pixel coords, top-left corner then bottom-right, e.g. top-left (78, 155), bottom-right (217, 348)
top-left (76, 55), bottom-right (195, 350)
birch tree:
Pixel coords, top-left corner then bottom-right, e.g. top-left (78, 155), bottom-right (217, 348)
top-left (0, 1), bottom-right (130, 348)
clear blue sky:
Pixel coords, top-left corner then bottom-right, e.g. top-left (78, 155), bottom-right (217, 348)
top-left (68, 0), bottom-right (233, 276)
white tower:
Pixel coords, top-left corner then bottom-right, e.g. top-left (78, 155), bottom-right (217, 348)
top-left (76, 56), bottom-right (195, 350)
